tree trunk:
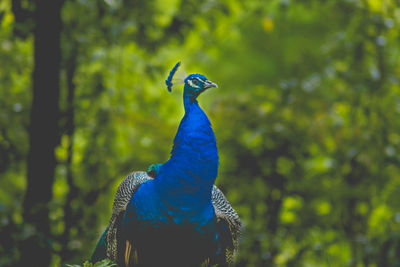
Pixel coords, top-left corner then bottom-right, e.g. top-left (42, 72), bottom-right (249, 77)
top-left (20, 0), bottom-right (63, 265)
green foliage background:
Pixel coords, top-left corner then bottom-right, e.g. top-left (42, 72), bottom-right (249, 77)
top-left (1, 0), bottom-right (400, 266)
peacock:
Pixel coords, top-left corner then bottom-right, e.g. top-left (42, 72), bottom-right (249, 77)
top-left (90, 62), bottom-right (241, 266)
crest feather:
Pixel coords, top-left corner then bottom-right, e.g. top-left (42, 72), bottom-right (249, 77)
top-left (165, 62), bottom-right (181, 92)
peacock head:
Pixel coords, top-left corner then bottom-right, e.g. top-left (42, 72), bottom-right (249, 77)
top-left (183, 74), bottom-right (218, 99)
top-left (165, 62), bottom-right (218, 100)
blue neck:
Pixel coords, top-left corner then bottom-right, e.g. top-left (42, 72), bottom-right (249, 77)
top-left (182, 87), bottom-right (198, 108)
top-left (183, 94), bottom-right (197, 110)
top-left (155, 93), bottom-right (218, 213)
top-left (131, 93), bottom-right (219, 225)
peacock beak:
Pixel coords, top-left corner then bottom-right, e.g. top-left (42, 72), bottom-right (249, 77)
top-left (204, 80), bottom-right (218, 89)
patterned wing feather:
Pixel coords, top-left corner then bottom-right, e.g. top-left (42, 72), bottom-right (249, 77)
top-left (106, 171), bottom-right (152, 262)
top-left (104, 171), bottom-right (241, 266)
top-left (211, 185), bottom-right (242, 265)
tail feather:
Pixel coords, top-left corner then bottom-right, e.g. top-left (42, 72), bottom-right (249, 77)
top-left (124, 240), bottom-right (139, 267)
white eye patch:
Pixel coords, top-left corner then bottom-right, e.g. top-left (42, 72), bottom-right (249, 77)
top-left (187, 79), bottom-right (201, 88)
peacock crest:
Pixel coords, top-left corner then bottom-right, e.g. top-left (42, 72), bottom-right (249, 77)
top-left (165, 61), bottom-right (182, 92)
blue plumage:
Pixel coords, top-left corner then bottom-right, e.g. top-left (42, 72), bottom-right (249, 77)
top-left (122, 68), bottom-right (220, 265)
top-left (91, 63), bottom-right (240, 266)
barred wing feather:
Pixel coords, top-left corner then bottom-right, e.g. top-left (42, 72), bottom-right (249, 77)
top-left (105, 171), bottom-right (241, 265)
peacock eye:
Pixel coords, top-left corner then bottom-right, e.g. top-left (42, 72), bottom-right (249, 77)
top-left (192, 79), bottom-right (199, 85)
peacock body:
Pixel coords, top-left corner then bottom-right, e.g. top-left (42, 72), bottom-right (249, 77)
top-left (91, 63), bottom-right (241, 266)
